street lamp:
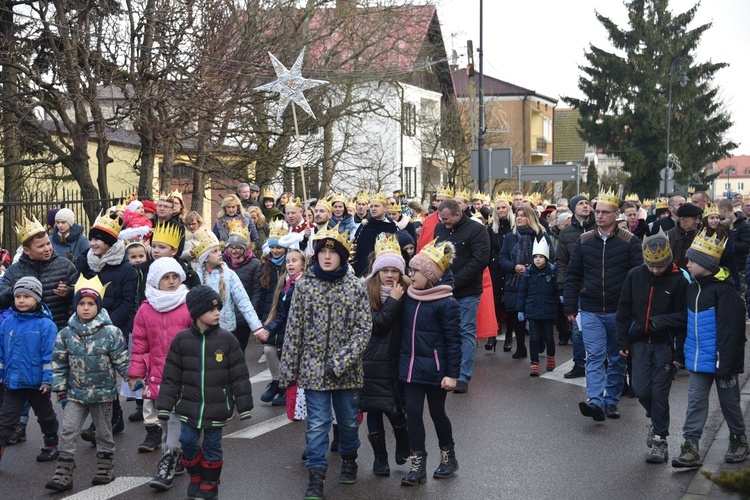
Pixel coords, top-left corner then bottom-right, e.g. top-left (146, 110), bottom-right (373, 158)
top-left (664, 56), bottom-right (689, 196)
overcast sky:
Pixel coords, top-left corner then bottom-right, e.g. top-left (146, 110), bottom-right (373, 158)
top-left (436, 0), bottom-right (749, 155)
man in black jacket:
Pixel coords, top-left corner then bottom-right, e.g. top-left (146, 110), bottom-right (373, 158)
top-left (650, 195), bottom-right (686, 235)
top-left (434, 199), bottom-right (490, 393)
top-left (719, 199), bottom-right (750, 300)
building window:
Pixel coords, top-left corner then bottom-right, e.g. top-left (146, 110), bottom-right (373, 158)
top-left (725, 182), bottom-right (731, 191)
top-left (402, 102), bottom-right (417, 137)
top-left (739, 182), bottom-right (745, 191)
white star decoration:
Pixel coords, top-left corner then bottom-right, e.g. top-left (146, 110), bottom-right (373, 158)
top-left (254, 47), bottom-right (328, 121)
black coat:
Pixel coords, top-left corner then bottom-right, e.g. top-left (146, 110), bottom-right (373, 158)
top-left (555, 215), bottom-right (595, 294)
top-left (730, 218), bottom-right (750, 273)
top-left (361, 296), bottom-right (404, 414)
top-left (258, 261), bottom-right (283, 322)
top-left (224, 250), bottom-right (262, 322)
top-left (263, 279), bottom-right (297, 346)
top-left (157, 323), bottom-right (253, 428)
top-left (75, 252), bottom-right (137, 334)
top-left (667, 224), bottom-right (697, 270)
top-left (488, 219), bottom-right (512, 299)
top-left (136, 256), bottom-right (199, 305)
top-left (433, 215), bottom-right (490, 299)
top-left (499, 231), bottom-right (554, 312)
top-left (352, 216), bottom-right (398, 277)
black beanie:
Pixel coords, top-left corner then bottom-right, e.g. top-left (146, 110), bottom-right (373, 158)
top-left (568, 195), bottom-right (589, 213)
top-left (186, 285), bottom-right (223, 321)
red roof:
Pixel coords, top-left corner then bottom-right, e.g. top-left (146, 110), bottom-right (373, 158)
top-left (451, 67), bottom-right (557, 103)
top-left (713, 155), bottom-right (750, 175)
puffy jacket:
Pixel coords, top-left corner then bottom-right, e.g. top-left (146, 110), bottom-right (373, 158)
top-left (685, 270), bottom-right (746, 378)
top-left (500, 230), bottom-right (554, 311)
top-left (517, 263), bottom-right (558, 320)
top-left (0, 304), bottom-right (57, 389)
top-left (433, 214), bottom-right (490, 298)
top-left (262, 277), bottom-right (299, 346)
top-left (223, 248), bottom-right (262, 317)
top-left (616, 264), bottom-right (689, 358)
top-left (361, 296), bottom-right (404, 414)
top-left (731, 217), bottom-right (750, 273)
top-left (563, 227), bottom-right (643, 315)
top-left (279, 267), bottom-right (372, 391)
top-left (128, 301), bottom-right (192, 400)
top-left (555, 214), bottom-right (595, 294)
top-left (76, 252), bottom-right (137, 334)
top-left (52, 309), bottom-right (130, 404)
top-left (258, 261), bottom-right (283, 322)
top-left (197, 264), bottom-right (263, 333)
top-left (157, 323), bottom-right (253, 428)
top-left (51, 224), bottom-right (89, 263)
top-left (0, 252), bottom-right (80, 329)
top-left (399, 271), bottom-right (461, 386)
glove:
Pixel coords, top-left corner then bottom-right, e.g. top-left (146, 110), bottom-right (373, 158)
top-left (133, 380), bottom-right (144, 391)
top-left (57, 392), bottom-right (68, 409)
top-left (517, 312), bottom-right (525, 322)
top-left (325, 364), bottom-right (337, 380)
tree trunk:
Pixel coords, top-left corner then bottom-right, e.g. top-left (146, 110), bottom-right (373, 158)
top-left (159, 137), bottom-right (175, 193)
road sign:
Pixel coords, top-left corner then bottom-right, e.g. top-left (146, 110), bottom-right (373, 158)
top-left (660, 167), bottom-right (675, 180)
top-left (514, 164), bottom-right (579, 182)
top-left (471, 148), bottom-right (512, 180)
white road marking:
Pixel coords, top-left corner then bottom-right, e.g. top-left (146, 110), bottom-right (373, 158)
top-left (64, 476), bottom-right (152, 499)
top-left (224, 414), bottom-right (292, 439)
top-left (249, 369), bottom-right (272, 384)
top-left (540, 359), bottom-right (586, 387)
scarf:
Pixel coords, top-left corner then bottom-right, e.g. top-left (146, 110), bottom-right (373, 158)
top-left (312, 261), bottom-right (349, 282)
top-left (271, 254), bottom-right (286, 267)
top-left (394, 215), bottom-right (410, 231)
top-left (380, 284), bottom-right (393, 303)
top-left (145, 284), bottom-right (189, 312)
top-left (224, 247), bottom-right (254, 270)
top-left (284, 271), bottom-right (303, 294)
top-left (508, 226), bottom-right (538, 288)
top-left (407, 284), bottom-right (453, 301)
top-left (87, 240), bottom-right (126, 273)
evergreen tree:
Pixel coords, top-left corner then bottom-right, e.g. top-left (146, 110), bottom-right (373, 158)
top-left (563, 0), bottom-right (736, 196)
top-left (585, 161), bottom-right (599, 199)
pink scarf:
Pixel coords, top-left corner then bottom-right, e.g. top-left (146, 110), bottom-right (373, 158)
top-left (284, 271), bottom-right (303, 294)
top-left (407, 284), bottom-right (453, 301)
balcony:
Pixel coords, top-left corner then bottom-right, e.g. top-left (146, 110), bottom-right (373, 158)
top-left (532, 136), bottom-right (550, 156)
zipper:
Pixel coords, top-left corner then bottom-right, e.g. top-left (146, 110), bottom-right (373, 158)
top-left (601, 238), bottom-right (606, 312)
top-left (433, 349), bottom-right (440, 371)
top-left (197, 333), bottom-right (206, 428)
top-left (323, 302), bottom-right (332, 384)
top-left (645, 285), bottom-right (654, 343)
top-left (407, 302), bottom-right (422, 382)
top-left (223, 388), bottom-right (231, 411)
top-left (692, 282), bottom-right (701, 371)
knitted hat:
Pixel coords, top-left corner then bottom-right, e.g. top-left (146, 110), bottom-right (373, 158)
top-left (396, 230), bottom-right (415, 249)
top-left (642, 228), bottom-right (672, 268)
top-left (409, 240), bottom-right (454, 284)
top-left (127, 200), bottom-right (144, 212)
top-left (186, 285), bottom-right (223, 321)
top-left (568, 195), bottom-right (589, 213)
top-left (685, 229), bottom-right (724, 275)
top-left (146, 257), bottom-right (186, 289)
top-left (142, 199), bottom-right (157, 214)
top-left (313, 236), bottom-right (349, 265)
top-left (14, 276), bottom-right (42, 303)
top-left (89, 213), bottom-right (122, 247)
top-left (676, 203), bottom-right (703, 218)
top-left (73, 287), bottom-right (103, 313)
top-left (55, 208), bottom-right (75, 226)
top-left (370, 234), bottom-right (405, 276)
top-left (46, 209), bottom-right (59, 228)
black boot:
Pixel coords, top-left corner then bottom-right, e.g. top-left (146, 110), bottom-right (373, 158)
top-left (368, 433), bottom-right (390, 476)
top-left (111, 398), bottom-right (124, 434)
top-left (182, 449), bottom-right (203, 499)
top-left (330, 424), bottom-right (339, 452)
top-left (484, 337), bottom-right (497, 351)
top-left (305, 467), bottom-right (325, 500)
top-left (195, 459), bottom-right (222, 499)
top-left (503, 335), bottom-right (513, 352)
top-left (260, 380), bottom-right (280, 403)
top-left (340, 452), bottom-right (358, 484)
top-left (81, 422), bottom-right (97, 444)
top-left (392, 424), bottom-right (410, 465)
top-left (433, 444), bottom-right (459, 478)
top-left (128, 400), bottom-right (144, 422)
top-left (401, 451), bottom-right (427, 486)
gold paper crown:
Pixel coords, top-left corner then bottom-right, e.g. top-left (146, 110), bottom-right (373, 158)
top-left (387, 202), bottom-right (402, 212)
top-left (597, 188), bottom-right (619, 208)
top-left (655, 198), bottom-right (669, 210)
top-left (625, 193), bottom-right (640, 202)
top-left (454, 189), bottom-right (471, 201)
top-left (704, 204), bottom-right (719, 218)
top-left (192, 230), bottom-right (220, 258)
top-left (689, 229), bottom-right (725, 260)
top-left (157, 192), bottom-right (173, 202)
top-left (227, 222), bottom-right (250, 244)
top-left (14, 216), bottom-right (46, 244)
top-left (642, 228), bottom-right (672, 264)
top-left (374, 233), bottom-right (401, 258)
top-left (170, 189), bottom-right (183, 201)
top-left (579, 192), bottom-right (590, 200)
top-left (314, 223), bottom-right (351, 252)
top-left (124, 193), bottom-right (138, 205)
top-left (92, 211), bottom-right (123, 238)
top-left (356, 191), bottom-right (370, 203)
top-left (472, 191), bottom-right (484, 201)
top-left (286, 196), bottom-right (303, 209)
top-left (268, 220), bottom-right (289, 240)
top-left (370, 192), bottom-right (388, 204)
top-left (687, 186), bottom-right (696, 195)
top-left (346, 202), bottom-right (355, 211)
top-left (151, 221), bottom-right (184, 249)
top-left (316, 199), bottom-right (333, 213)
top-left (493, 191), bottom-right (513, 204)
top-left (419, 238), bottom-right (453, 273)
top-left (74, 275), bottom-right (109, 297)
top-left (261, 188), bottom-right (276, 200)
top-left (436, 186), bottom-right (454, 198)
top-left (329, 193), bottom-right (347, 205)
top-left (642, 198), bottom-right (654, 208)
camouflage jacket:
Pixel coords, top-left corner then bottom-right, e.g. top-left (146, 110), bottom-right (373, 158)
top-left (52, 309), bottom-right (130, 404)
top-left (280, 267), bottom-right (371, 391)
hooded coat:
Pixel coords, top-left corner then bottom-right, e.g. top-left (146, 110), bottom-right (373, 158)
top-left (51, 224), bottom-right (90, 263)
top-left (0, 303), bottom-right (57, 390)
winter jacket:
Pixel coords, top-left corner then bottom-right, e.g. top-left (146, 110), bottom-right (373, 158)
top-left (157, 323), bottom-right (253, 428)
top-left (213, 213), bottom-right (259, 247)
top-left (263, 278), bottom-right (298, 346)
top-left (330, 214), bottom-right (357, 236)
top-left (0, 304), bottom-right (57, 390)
top-left (517, 263), bottom-right (558, 321)
top-left (488, 219), bottom-right (512, 299)
top-left (555, 214), bottom-right (595, 294)
top-left (563, 227), bottom-right (643, 315)
top-left (279, 267), bottom-right (372, 391)
top-left (730, 217), bottom-right (750, 273)
top-left (52, 309), bottom-right (130, 404)
top-left (352, 216), bottom-right (398, 277)
top-left (259, 261), bottom-right (283, 322)
top-left (51, 224), bottom-right (90, 263)
top-left (128, 301), bottom-right (192, 400)
top-left (223, 249), bottom-right (262, 317)
top-left (500, 231), bottom-right (554, 311)
top-left (433, 214), bottom-right (491, 299)
top-left (684, 270), bottom-right (746, 378)
top-left (197, 264), bottom-right (263, 333)
top-left (136, 257), bottom-right (200, 305)
top-left (76, 252), bottom-right (137, 334)
top-left (649, 216), bottom-right (677, 236)
top-left (361, 296), bottom-right (404, 414)
top-left (0, 252), bottom-right (80, 329)
top-left (399, 271), bottom-right (461, 386)
top-left (667, 223), bottom-right (698, 270)
top-left (616, 264), bottom-right (689, 359)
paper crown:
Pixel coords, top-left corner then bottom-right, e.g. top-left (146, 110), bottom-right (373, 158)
top-left (689, 229), bottom-right (725, 260)
top-left (532, 237), bottom-right (550, 260)
top-left (124, 193), bottom-right (138, 205)
top-left (14, 215), bottom-right (46, 243)
top-left (157, 192), bottom-right (173, 202)
top-left (597, 188), bottom-right (619, 208)
top-left (170, 189), bottom-right (183, 201)
top-left (151, 221), bottom-right (184, 249)
top-left (419, 238), bottom-right (453, 273)
top-left (625, 193), bottom-right (640, 202)
top-left (355, 191), bottom-right (370, 203)
top-left (268, 220), bottom-right (289, 240)
top-left (370, 192), bottom-right (388, 204)
top-left (316, 198), bottom-right (333, 213)
top-left (329, 193), bottom-right (347, 205)
top-left (92, 211), bottom-right (123, 238)
top-left (579, 192), bottom-right (590, 200)
top-left (313, 222), bottom-right (351, 252)
top-left (687, 186), bottom-right (696, 195)
top-left (346, 201), bottom-right (355, 211)
top-left (286, 196), bottom-right (303, 209)
top-left (436, 186), bottom-right (454, 198)
top-left (387, 202), bottom-right (402, 212)
top-left (374, 233), bottom-right (401, 258)
top-left (472, 191), bottom-right (484, 201)
top-left (454, 189), bottom-right (471, 201)
top-left (261, 188), bottom-right (276, 200)
top-left (192, 230), bottom-right (221, 258)
top-left (642, 198), bottom-right (654, 208)
top-left (74, 275), bottom-right (109, 297)
top-left (704, 204), bottom-right (719, 218)
top-left (226, 219), bottom-right (249, 243)
top-left (655, 198), bottom-right (669, 210)
top-left (493, 192), bottom-right (513, 204)
top-left (642, 228), bottom-right (672, 265)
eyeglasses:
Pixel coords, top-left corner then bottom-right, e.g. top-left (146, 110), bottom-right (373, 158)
top-left (407, 267), bottom-right (417, 275)
top-left (594, 210), bottom-right (615, 216)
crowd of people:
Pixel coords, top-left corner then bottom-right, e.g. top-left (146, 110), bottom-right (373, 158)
top-left (0, 184), bottom-right (747, 499)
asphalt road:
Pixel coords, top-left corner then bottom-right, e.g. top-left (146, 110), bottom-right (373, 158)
top-left (1, 336), bottom-right (747, 500)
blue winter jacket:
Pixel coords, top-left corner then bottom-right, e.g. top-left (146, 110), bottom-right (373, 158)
top-left (263, 278), bottom-right (299, 346)
top-left (399, 271), bottom-right (462, 386)
top-left (0, 303), bottom-right (57, 389)
top-left (51, 224), bottom-right (90, 263)
top-left (499, 231), bottom-right (554, 311)
top-left (517, 262), bottom-right (558, 320)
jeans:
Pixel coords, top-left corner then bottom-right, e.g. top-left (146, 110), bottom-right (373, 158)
top-left (682, 372), bottom-right (746, 442)
top-left (528, 319), bottom-right (555, 364)
top-left (403, 383), bottom-right (453, 452)
top-left (580, 312), bottom-right (625, 409)
top-left (304, 389), bottom-right (361, 470)
top-left (456, 295), bottom-right (481, 383)
top-left (180, 424), bottom-right (223, 462)
top-left (571, 319), bottom-right (586, 367)
top-left (630, 342), bottom-right (674, 438)
top-left (366, 410), bottom-right (407, 435)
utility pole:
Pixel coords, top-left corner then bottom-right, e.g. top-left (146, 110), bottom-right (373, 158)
top-left (477, 0), bottom-right (485, 192)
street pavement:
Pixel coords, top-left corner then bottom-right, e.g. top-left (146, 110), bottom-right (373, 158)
top-left (1, 334), bottom-right (748, 499)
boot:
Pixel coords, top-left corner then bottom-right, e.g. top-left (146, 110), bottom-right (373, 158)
top-left (512, 333), bottom-right (527, 359)
top-left (503, 332), bottom-right (513, 352)
top-left (37, 434), bottom-right (59, 462)
top-left (111, 398), bottom-right (124, 434)
top-left (401, 451), bottom-right (427, 486)
top-left (81, 422), bottom-right (97, 444)
top-left (725, 433), bottom-right (749, 463)
top-left (546, 357), bottom-right (556, 371)
top-left (340, 452), bottom-right (358, 484)
top-left (304, 467), bottom-right (326, 500)
top-left (330, 424), bottom-right (339, 452)
top-left (195, 459), bottom-right (222, 499)
top-left (484, 337), bottom-right (497, 351)
top-left (646, 437), bottom-right (668, 464)
top-left (261, 380), bottom-right (280, 403)
top-left (149, 451), bottom-right (176, 491)
top-left (182, 449), bottom-right (203, 499)
top-left (45, 457), bottom-right (76, 492)
top-left (271, 391), bottom-right (286, 407)
top-left (138, 424), bottom-right (163, 452)
top-left (368, 433), bottom-right (390, 476)
top-left (128, 400), bottom-right (144, 422)
top-left (671, 441), bottom-right (702, 468)
top-left (392, 424), bottom-right (410, 465)
top-left (7, 422), bottom-right (26, 445)
top-left (92, 452), bottom-right (115, 485)
top-left (433, 444), bottom-right (459, 478)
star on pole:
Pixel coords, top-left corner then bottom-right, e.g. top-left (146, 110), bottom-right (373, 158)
top-left (254, 47), bottom-right (328, 121)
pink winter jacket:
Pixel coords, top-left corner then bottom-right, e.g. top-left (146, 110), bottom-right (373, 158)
top-left (128, 301), bottom-right (192, 400)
